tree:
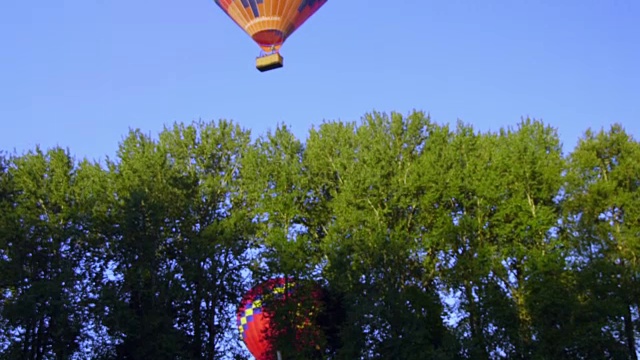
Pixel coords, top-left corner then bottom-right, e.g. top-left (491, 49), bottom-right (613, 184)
top-left (302, 112), bottom-right (459, 359)
top-left (94, 120), bottom-right (253, 359)
top-left (2, 112), bottom-right (638, 359)
top-left (563, 124), bottom-right (640, 359)
top-left (0, 147), bottom-right (87, 359)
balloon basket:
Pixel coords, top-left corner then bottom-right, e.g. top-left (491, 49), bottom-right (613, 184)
top-left (256, 52), bottom-right (284, 72)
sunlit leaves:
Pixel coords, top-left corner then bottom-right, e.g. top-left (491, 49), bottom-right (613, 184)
top-left (1, 114), bottom-right (639, 359)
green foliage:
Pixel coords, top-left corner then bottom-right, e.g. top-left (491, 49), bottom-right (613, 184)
top-left (562, 125), bottom-right (640, 359)
top-left (96, 120), bottom-right (253, 359)
top-left (1, 113), bottom-right (638, 360)
top-left (0, 147), bottom-right (86, 359)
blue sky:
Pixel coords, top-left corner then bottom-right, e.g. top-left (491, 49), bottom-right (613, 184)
top-left (1, 0), bottom-right (638, 162)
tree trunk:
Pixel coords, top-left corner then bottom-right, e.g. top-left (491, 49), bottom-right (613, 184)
top-left (624, 304), bottom-right (637, 360)
top-left (464, 281), bottom-right (489, 360)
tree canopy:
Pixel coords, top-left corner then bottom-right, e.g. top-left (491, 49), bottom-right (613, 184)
top-left (1, 112), bottom-right (638, 359)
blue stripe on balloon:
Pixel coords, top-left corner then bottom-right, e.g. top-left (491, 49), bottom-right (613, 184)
top-left (298, 0), bottom-right (323, 11)
top-left (241, 0), bottom-right (265, 17)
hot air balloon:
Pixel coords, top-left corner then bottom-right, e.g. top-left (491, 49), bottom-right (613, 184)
top-left (213, 0), bottom-right (328, 72)
top-left (236, 277), bottom-right (325, 360)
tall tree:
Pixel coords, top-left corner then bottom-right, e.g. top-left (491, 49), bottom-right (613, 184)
top-left (0, 147), bottom-right (87, 359)
top-left (488, 119), bottom-right (565, 359)
top-left (564, 124), bottom-right (640, 359)
top-left (95, 120), bottom-right (252, 359)
top-left (437, 122), bottom-right (498, 360)
top-left (303, 112), bottom-right (459, 359)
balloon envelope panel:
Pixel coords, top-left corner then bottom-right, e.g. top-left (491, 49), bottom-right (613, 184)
top-left (236, 278), bottom-right (323, 360)
top-left (214, 0), bottom-right (328, 52)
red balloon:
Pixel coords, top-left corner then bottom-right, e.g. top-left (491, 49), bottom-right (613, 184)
top-left (236, 277), bottom-right (323, 360)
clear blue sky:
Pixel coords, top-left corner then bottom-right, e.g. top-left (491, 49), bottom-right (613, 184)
top-left (2, 0), bottom-right (638, 162)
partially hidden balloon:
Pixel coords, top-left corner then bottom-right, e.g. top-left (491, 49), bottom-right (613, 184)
top-left (236, 278), bottom-right (323, 360)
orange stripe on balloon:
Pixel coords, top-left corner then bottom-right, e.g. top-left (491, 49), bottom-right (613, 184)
top-left (216, 0), bottom-right (327, 50)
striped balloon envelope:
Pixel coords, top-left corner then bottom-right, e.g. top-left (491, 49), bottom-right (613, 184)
top-left (213, 0), bottom-right (328, 53)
